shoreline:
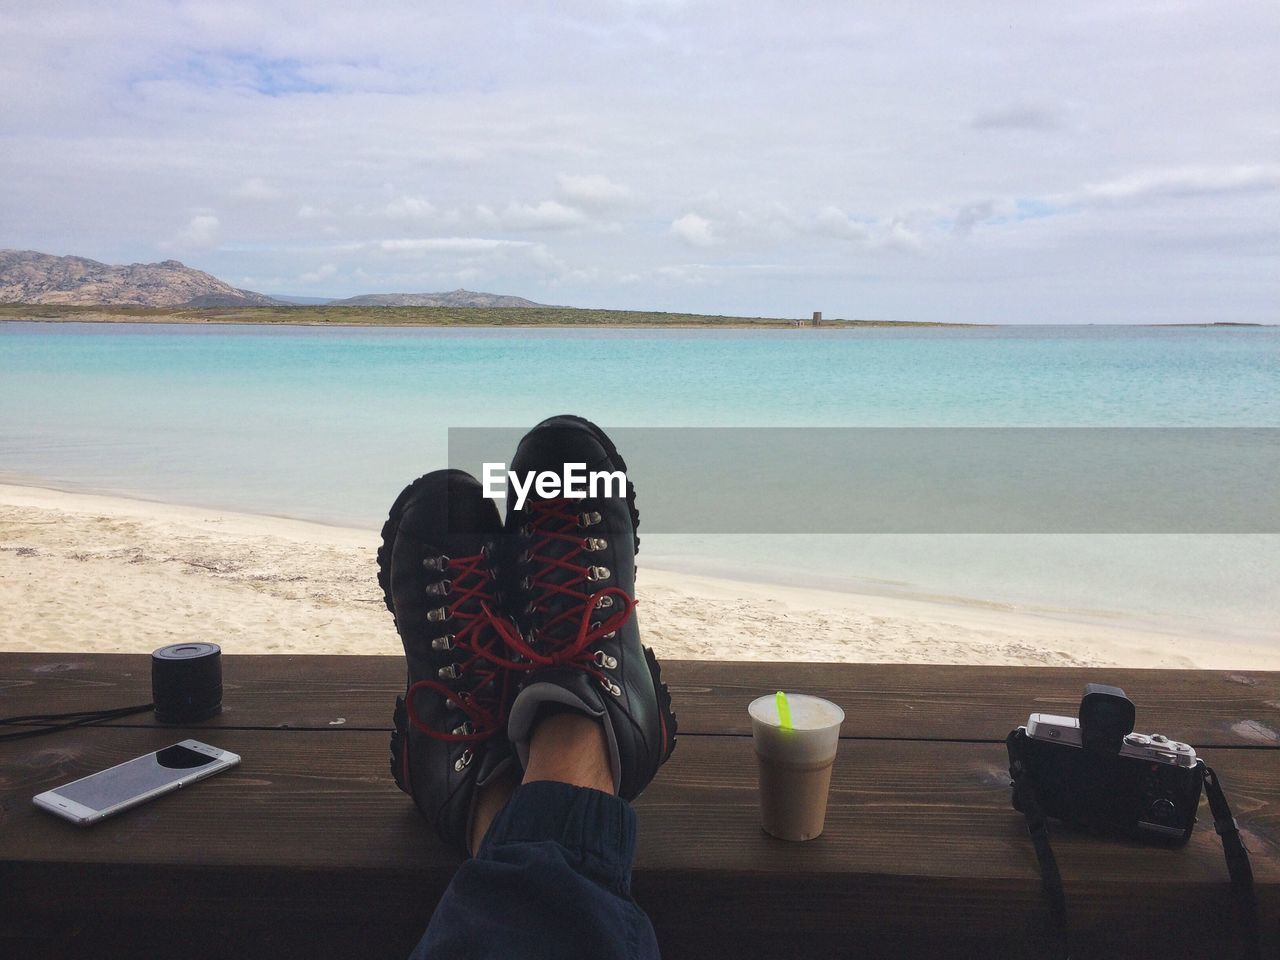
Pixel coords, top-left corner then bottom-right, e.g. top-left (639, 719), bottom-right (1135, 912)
top-left (0, 313), bottom-right (962, 335)
top-left (4, 313), bottom-right (1273, 331)
top-left (0, 317), bottom-right (968, 330)
top-left (3, 482), bottom-right (1277, 669)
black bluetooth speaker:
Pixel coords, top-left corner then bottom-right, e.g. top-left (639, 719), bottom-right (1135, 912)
top-left (151, 643), bottom-right (223, 723)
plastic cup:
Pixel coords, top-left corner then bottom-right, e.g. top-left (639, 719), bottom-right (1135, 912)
top-left (748, 693), bottom-right (844, 841)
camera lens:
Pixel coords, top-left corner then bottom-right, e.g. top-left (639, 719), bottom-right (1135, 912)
top-left (1148, 798), bottom-right (1177, 824)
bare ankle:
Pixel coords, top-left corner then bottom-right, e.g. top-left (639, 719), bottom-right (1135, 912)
top-left (522, 711), bottom-right (615, 795)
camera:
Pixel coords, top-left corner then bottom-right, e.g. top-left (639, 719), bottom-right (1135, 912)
top-left (1007, 683), bottom-right (1204, 843)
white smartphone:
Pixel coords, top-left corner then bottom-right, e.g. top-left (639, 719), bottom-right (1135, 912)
top-left (32, 739), bottom-right (240, 826)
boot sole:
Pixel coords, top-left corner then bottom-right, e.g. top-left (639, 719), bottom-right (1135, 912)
top-left (644, 646), bottom-right (679, 763)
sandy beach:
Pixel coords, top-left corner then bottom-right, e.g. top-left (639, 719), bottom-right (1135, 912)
top-left (2, 482), bottom-right (1276, 669)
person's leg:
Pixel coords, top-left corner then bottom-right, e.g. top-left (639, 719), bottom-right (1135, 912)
top-left (410, 711), bottom-right (660, 960)
top-left (400, 418), bottom-right (675, 960)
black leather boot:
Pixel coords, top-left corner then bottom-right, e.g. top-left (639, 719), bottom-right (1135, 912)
top-left (379, 469), bottom-right (521, 854)
top-left (503, 415), bottom-right (677, 800)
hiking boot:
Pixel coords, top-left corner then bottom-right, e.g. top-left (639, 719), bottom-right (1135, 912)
top-left (379, 469), bottom-right (521, 854)
top-left (504, 415), bottom-right (677, 800)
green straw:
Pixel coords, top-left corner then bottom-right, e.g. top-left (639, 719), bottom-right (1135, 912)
top-left (775, 690), bottom-right (792, 730)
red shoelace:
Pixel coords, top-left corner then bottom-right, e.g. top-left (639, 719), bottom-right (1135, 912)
top-left (502, 497), bottom-right (637, 691)
top-left (405, 552), bottom-right (517, 744)
top-left (406, 497), bottom-right (639, 743)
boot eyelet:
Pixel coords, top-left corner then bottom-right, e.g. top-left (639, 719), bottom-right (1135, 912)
top-left (452, 722), bottom-right (473, 737)
top-left (438, 664), bottom-right (459, 680)
top-left (424, 579), bottom-right (451, 597)
top-left (603, 630), bottom-right (616, 640)
top-left (454, 749), bottom-right (473, 771)
top-left (593, 650), bottom-right (618, 670)
top-left (583, 537), bottom-right (607, 552)
top-left (431, 634), bottom-right (455, 651)
top-left (586, 565), bottom-right (611, 582)
top-left (480, 544), bottom-right (491, 560)
top-left (520, 523), bottom-right (534, 538)
top-left (518, 550), bottom-right (530, 565)
top-left (600, 679), bottom-right (622, 697)
top-left (422, 555), bottom-right (448, 571)
top-left (426, 606), bottom-right (450, 622)
top-left (593, 595), bottom-right (614, 610)
top-left (520, 576), bottom-right (532, 590)
top-left (578, 511), bottom-right (601, 527)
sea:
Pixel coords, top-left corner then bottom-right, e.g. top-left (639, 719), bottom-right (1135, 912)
top-left (1, 321), bottom-right (1277, 644)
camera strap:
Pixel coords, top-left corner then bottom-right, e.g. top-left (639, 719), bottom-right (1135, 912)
top-left (0, 703), bottom-right (155, 742)
top-left (1008, 757), bottom-right (1070, 959)
top-left (1200, 762), bottom-right (1260, 959)
top-left (1009, 743), bottom-right (1260, 960)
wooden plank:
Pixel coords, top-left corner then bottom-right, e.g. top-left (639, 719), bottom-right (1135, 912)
top-left (3, 653), bottom-right (1278, 746)
top-left (667, 660), bottom-right (1280, 748)
top-left (0, 652), bottom-right (396, 732)
top-left (2, 728), bottom-right (1276, 958)
top-left (5, 727), bottom-right (1275, 879)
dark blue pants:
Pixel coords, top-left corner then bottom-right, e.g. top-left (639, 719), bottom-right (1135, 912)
top-left (410, 780), bottom-right (661, 960)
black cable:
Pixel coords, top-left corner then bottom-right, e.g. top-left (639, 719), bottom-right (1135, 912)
top-left (0, 703), bottom-right (155, 742)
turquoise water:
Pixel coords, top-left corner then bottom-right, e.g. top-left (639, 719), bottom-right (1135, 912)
top-left (2, 321), bottom-right (1277, 641)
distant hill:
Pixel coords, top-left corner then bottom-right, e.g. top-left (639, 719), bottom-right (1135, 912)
top-left (270, 295), bottom-right (336, 306)
top-left (330, 289), bottom-right (549, 307)
top-left (0, 250), bottom-right (280, 307)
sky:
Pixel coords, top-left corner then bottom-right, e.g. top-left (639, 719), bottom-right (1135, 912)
top-left (2, 1), bottom-right (1278, 323)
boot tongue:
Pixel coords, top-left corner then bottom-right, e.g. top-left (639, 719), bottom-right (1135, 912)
top-left (398, 480), bottom-right (495, 575)
top-left (528, 498), bottom-right (592, 643)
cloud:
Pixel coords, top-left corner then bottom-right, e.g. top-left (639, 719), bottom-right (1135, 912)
top-left (883, 220), bottom-right (923, 252)
top-left (382, 195), bottom-right (438, 219)
top-left (811, 207), bottom-right (921, 250)
top-left (491, 199), bottom-right (590, 230)
top-left (657, 263), bottom-right (712, 283)
top-left (952, 200), bottom-right (997, 236)
top-left (670, 212), bottom-right (718, 246)
top-left (1078, 165), bottom-right (1280, 203)
top-left (175, 214), bottom-right (219, 248)
top-left (3, 2), bottom-right (1278, 322)
top-left (968, 102), bottom-right (1064, 131)
top-left (230, 177), bottom-right (282, 200)
top-left (298, 262), bottom-right (337, 284)
top-left (556, 173), bottom-right (632, 207)
top-left (813, 206), bottom-right (871, 242)
top-left (378, 237), bottom-right (533, 252)
top-left (528, 242), bottom-right (598, 283)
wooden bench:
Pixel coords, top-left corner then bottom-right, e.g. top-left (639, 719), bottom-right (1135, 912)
top-left (1, 654), bottom-right (1277, 958)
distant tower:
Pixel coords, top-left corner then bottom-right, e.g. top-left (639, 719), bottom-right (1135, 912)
top-left (812, 311), bottom-right (822, 326)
